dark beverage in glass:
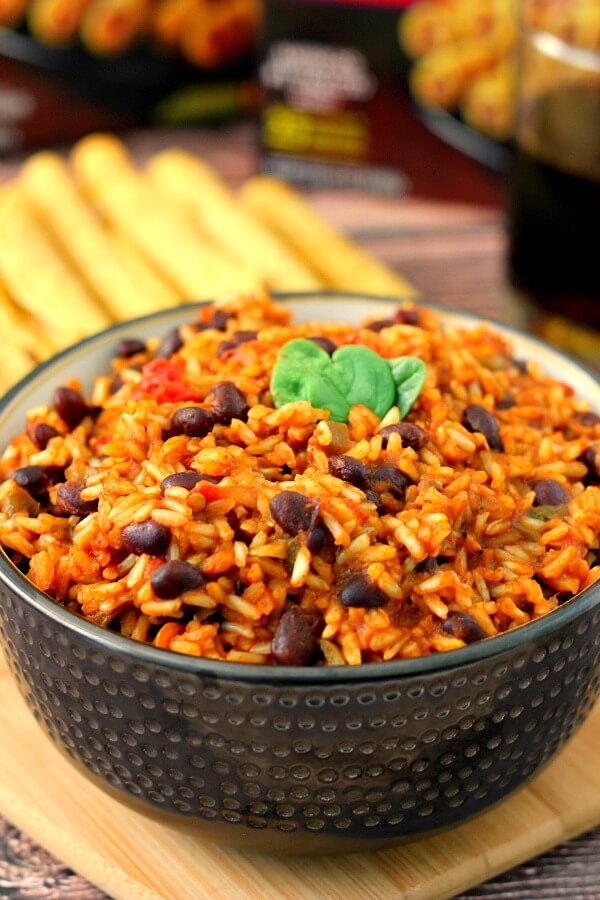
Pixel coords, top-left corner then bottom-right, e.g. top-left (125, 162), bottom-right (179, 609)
top-left (507, 21), bottom-right (600, 363)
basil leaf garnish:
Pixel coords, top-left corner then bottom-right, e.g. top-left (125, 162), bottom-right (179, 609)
top-left (271, 338), bottom-right (426, 423)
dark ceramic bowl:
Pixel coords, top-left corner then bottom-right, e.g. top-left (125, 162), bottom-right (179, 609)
top-left (0, 295), bottom-right (599, 853)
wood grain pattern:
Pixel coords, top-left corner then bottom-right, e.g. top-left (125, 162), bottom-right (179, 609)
top-left (0, 658), bottom-right (598, 900)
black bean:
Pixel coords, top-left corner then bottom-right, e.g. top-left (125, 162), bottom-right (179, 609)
top-left (575, 412), bottom-right (600, 428)
top-left (122, 521), bottom-right (170, 557)
top-left (463, 404), bottom-right (504, 452)
top-left (116, 338), bottom-right (146, 358)
top-left (231, 330), bottom-right (258, 346)
top-left (151, 560), bottom-right (204, 599)
top-left (53, 386), bottom-right (89, 430)
top-left (270, 491), bottom-right (319, 536)
top-left (209, 382), bottom-right (248, 424)
top-left (580, 446), bottom-right (599, 481)
top-left (217, 340), bottom-right (236, 359)
top-left (29, 423), bottom-right (60, 450)
top-left (339, 573), bottom-right (388, 609)
top-left (328, 455), bottom-right (369, 487)
top-left (155, 328), bottom-right (183, 359)
top-left (496, 396), bottom-right (515, 410)
top-left (378, 422), bottom-right (426, 451)
top-left (109, 376), bottom-right (124, 395)
top-left (169, 407), bottom-right (214, 438)
top-left (271, 607), bottom-right (321, 666)
top-left (305, 522), bottom-right (328, 553)
top-left (161, 471), bottom-right (219, 492)
top-left (366, 318), bottom-right (394, 332)
top-left (511, 358), bottom-right (528, 374)
top-left (210, 310), bottom-right (229, 330)
top-left (394, 308), bottom-right (420, 325)
top-left (439, 612), bottom-right (486, 644)
top-left (364, 488), bottom-right (384, 513)
top-left (56, 482), bottom-right (98, 516)
top-left (307, 336), bottom-right (336, 355)
top-left (12, 465), bottom-right (63, 496)
top-left (369, 464), bottom-right (410, 500)
top-left (532, 479), bottom-right (569, 507)
top-left (415, 556), bottom-right (437, 575)
top-left (161, 472), bottom-right (201, 493)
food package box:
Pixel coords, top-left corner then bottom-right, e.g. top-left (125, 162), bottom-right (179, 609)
top-left (259, 0), bottom-right (418, 195)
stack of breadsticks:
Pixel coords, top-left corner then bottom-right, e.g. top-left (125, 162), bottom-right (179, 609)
top-left (0, 133), bottom-right (416, 393)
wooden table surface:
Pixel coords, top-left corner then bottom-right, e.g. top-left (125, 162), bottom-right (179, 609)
top-left (0, 122), bottom-right (598, 899)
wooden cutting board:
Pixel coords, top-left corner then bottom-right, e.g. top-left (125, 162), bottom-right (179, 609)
top-left (0, 657), bottom-right (598, 900)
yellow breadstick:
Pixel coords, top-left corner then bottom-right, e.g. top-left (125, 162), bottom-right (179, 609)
top-left (147, 149), bottom-right (322, 292)
top-left (71, 135), bottom-right (262, 299)
top-left (108, 234), bottom-right (180, 310)
top-left (0, 339), bottom-right (35, 390)
top-left (0, 187), bottom-right (111, 347)
top-left (240, 177), bottom-right (418, 298)
top-left (71, 132), bottom-right (131, 184)
top-left (0, 280), bottom-right (55, 362)
top-left (21, 152), bottom-right (173, 318)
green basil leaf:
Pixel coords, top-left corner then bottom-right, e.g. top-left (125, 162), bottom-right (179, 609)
top-left (307, 372), bottom-right (352, 422)
top-left (270, 339), bottom-right (424, 425)
top-left (331, 346), bottom-right (396, 420)
top-left (270, 339), bottom-right (351, 422)
top-left (388, 356), bottom-right (426, 419)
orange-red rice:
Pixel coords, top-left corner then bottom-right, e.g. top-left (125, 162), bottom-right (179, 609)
top-left (0, 293), bottom-right (598, 665)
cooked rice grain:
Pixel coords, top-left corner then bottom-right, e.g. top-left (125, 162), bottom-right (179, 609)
top-left (0, 293), bottom-right (599, 665)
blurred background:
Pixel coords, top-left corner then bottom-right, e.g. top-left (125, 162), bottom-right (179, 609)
top-left (0, 2), bottom-right (599, 897)
top-left (0, 0), bottom-right (597, 369)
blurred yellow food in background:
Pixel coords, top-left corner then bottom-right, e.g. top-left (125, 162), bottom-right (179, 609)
top-left (399, 0), bottom-right (600, 141)
top-left (2, 0), bottom-right (262, 65)
top-left (0, 133), bottom-right (417, 395)
top-left (147, 149), bottom-right (321, 291)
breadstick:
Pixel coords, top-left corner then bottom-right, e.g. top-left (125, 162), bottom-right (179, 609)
top-left (21, 152), bottom-right (174, 317)
top-left (0, 280), bottom-right (55, 362)
top-left (240, 177), bottom-right (418, 298)
top-left (108, 234), bottom-right (180, 310)
top-left (0, 187), bottom-right (111, 347)
top-left (71, 135), bottom-right (262, 299)
top-left (71, 133), bottom-right (131, 185)
top-left (0, 339), bottom-right (35, 390)
top-left (147, 149), bottom-right (322, 292)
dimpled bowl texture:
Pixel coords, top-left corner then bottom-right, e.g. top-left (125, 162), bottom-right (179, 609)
top-left (0, 295), bottom-right (598, 854)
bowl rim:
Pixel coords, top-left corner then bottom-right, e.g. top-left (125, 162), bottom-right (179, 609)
top-left (0, 290), bottom-right (598, 684)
